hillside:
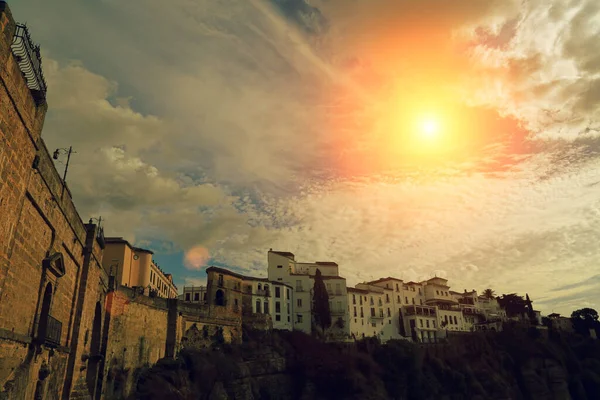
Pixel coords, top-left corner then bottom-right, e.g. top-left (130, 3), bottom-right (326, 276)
top-left (127, 326), bottom-right (600, 400)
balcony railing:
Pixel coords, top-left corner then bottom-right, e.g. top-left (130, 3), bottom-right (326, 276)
top-left (371, 314), bottom-right (384, 320)
top-left (10, 24), bottom-right (47, 105)
top-left (404, 306), bottom-right (436, 317)
top-left (45, 315), bottom-right (62, 347)
top-left (256, 289), bottom-right (270, 297)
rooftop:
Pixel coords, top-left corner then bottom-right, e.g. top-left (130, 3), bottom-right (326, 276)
top-left (206, 266), bottom-right (293, 288)
top-left (367, 277), bottom-right (404, 285)
top-left (269, 250), bottom-right (295, 259)
top-left (105, 237), bottom-right (154, 254)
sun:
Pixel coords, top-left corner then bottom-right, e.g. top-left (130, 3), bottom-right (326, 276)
top-left (419, 117), bottom-right (440, 140)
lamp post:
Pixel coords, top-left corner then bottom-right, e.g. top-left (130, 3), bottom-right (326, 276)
top-left (53, 146), bottom-right (76, 199)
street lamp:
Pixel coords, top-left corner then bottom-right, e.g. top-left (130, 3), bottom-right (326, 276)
top-left (53, 146), bottom-right (76, 199)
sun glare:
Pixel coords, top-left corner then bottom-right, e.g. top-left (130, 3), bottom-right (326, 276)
top-left (420, 118), bottom-right (439, 139)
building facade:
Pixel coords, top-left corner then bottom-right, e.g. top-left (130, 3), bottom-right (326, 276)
top-left (180, 285), bottom-right (207, 303)
top-left (0, 4), bottom-right (109, 398)
top-left (267, 250), bottom-right (350, 338)
top-left (103, 237), bottom-right (178, 298)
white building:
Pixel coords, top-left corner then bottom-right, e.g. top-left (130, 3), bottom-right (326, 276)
top-left (179, 286), bottom-right (207, 303)
top-left (267, 250), bottom-right (350, 338)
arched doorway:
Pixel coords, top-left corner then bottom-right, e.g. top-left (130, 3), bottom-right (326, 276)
top-left (215, 289), bottom-right (225, 306)
top-left (86, 302), bottom-right (102, 396)
top-left (37, 283), bottom-right (53, 343)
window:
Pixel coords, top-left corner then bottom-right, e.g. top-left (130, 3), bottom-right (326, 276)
top-left (371, 308), bottom-right (375, 317)
top-left (412, 298), bottom-right (415, 305)
top-left (454, 316), bottom-right (458, 324)
top-left (372, 322), bottom-right (376, 328)
top-left (405, 297), bottom-right (408, 303)
top-left (353, 307), bottom-right (357, 317)
top-left (258, 283), bottom-right (262, 291)
top-left (277, 265), bottom-right (282, 268)
top-left (194, 293), bottom-right (199, 301)
top-left (420, 319), bottom-right (423, 327)
top-left (386, 294), bottom-right (390, 303)
top-left (433, 321), bottom-right (436, 328)
top-left (218, 274), bottom-right (224, 286)
top-left (297, 314), bottom-right (303, 323)
top-left (296, 280), bottom-right (302, 291)
top-left (396, 283), bottom-right (399, 291)
top-left (276, 302), bottom-right (281, 313)
top-left (352, 294), bottom-right (356, 304)
top-left (387, 308), bottom-right (391, 317)
top-left (370, 297), bottom-right (374, 305)
top-left (436, 290), bottom-right (439, 295)
top-left (287, 289), bottom-right (290, 298)
top-left (389, 320), bottom-right (391, 324)
top-left (288, 316), bottom-right (290, 322)
top-left (445, 315), bottom-right (449, 324)
top-left (185, 293), bottom-right (190, 301)
top-left (276, 315), bottom-right (281, 321)
top-left (397, 295), bottom-right (401, 303)
top-left (411, 287), bottom-right (415, 292)
top-left (264, 301), bottom-right (269, 314)
top-left (360, 308), bottom-right (364, 318)
top-left (234, 299), bottom-right (238, 307)
top-left (359, 296), bottom-right (363, 305)
top-left (275, 287), bottom-right (281, 298)
top-left (419, 299), bottom-right (423, 305)
top-left (297, 298), bottom-right (302, 307)
top-left (255, 300), bottom-right (261, 313)
top-left (426, 320), bottom-right (430, 328)
top-left (378, 298), bottom-right (382, 306)
top-left (379, 309), bottom-right (384, 318)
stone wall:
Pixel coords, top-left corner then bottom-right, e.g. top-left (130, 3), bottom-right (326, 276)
top-left (0, 3), bottom-right (109, 399)
top-left (101, 287), bottom-right (241, 399)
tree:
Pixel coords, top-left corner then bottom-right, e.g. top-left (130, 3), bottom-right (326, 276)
top-left (497, 294), bottom-right (527, 318)
top-left (312, 269), bottom-right (331, 335)
top-left (571, 308), bottom-right (599, 337)
top-left (482, 289), bottom-right (495, 299)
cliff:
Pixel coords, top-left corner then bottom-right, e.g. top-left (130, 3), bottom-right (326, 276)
top-left (129, 326), bottom-right (600, 400)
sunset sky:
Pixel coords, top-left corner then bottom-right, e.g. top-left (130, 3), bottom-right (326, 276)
top-left (12, 0), bottom-right (600, 315)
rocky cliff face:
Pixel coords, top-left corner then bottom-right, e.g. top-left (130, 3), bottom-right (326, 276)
top-left (129, 327), bottom-right (600, 400)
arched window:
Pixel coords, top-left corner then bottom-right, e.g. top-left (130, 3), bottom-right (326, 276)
top-left (37, 283), bottom-right (53, 343)
top-left (258, 283), bottom-right (262, 291)
top-left (256, 300), bottom-right (261, 313)
top-left (86, 302), bottom-right (103, 396)
top-left (215, 289), bottom-right (225, 306)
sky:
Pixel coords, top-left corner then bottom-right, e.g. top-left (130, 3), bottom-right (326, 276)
top-left (10, 0), bottom-right (600, 316)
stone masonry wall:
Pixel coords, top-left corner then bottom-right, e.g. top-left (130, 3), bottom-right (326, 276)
top-left (101, 287), bottom-right (241, 399)
top-left (0, 3), bottom-right (108, 399)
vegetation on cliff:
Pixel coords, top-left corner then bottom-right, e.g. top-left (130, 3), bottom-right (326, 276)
top-left (130, 325), bottom-right (600, 400)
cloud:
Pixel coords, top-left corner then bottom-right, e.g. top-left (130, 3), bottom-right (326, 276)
top-left (9, 0), bottom-right (600, 315)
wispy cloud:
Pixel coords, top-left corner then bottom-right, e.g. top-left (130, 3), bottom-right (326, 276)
top-left (10, 0), bottom-right (600, 316)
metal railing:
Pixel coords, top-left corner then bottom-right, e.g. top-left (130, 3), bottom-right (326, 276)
top-left (10, 24), bottom-right (47, 105)
top-left (45, 315), bottom-right (62, 347)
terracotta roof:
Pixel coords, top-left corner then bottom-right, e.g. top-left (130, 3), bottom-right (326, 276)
top-left (205, 266), bottom-right (293, 288)
top-left (406, 281), bottom-right (421, 286)
top-left (367, 277), bottom-right (404, 284)
top-left (315, 261), bottom-right (338, 266)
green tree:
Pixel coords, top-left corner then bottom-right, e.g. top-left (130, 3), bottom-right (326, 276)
top-left (497, 293), bottom-right (527, 318)
top-left (482, 288), bottom-right (495, 299)
top-left (571, 308), bottom-right (599, 337)
top-left (312, 269), bottom-right (331, 335)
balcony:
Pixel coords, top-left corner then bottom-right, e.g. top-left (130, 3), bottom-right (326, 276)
top-left (45, 315), bottom-right (62, 347)
top-left (11, 24), bottom-right (47, 105)
top-left (370, 313), bottom-right (384, 320)
top-left (255, 289), bottom-right (270, 297)
top-left (404, 306), bottom-right (436, 317)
